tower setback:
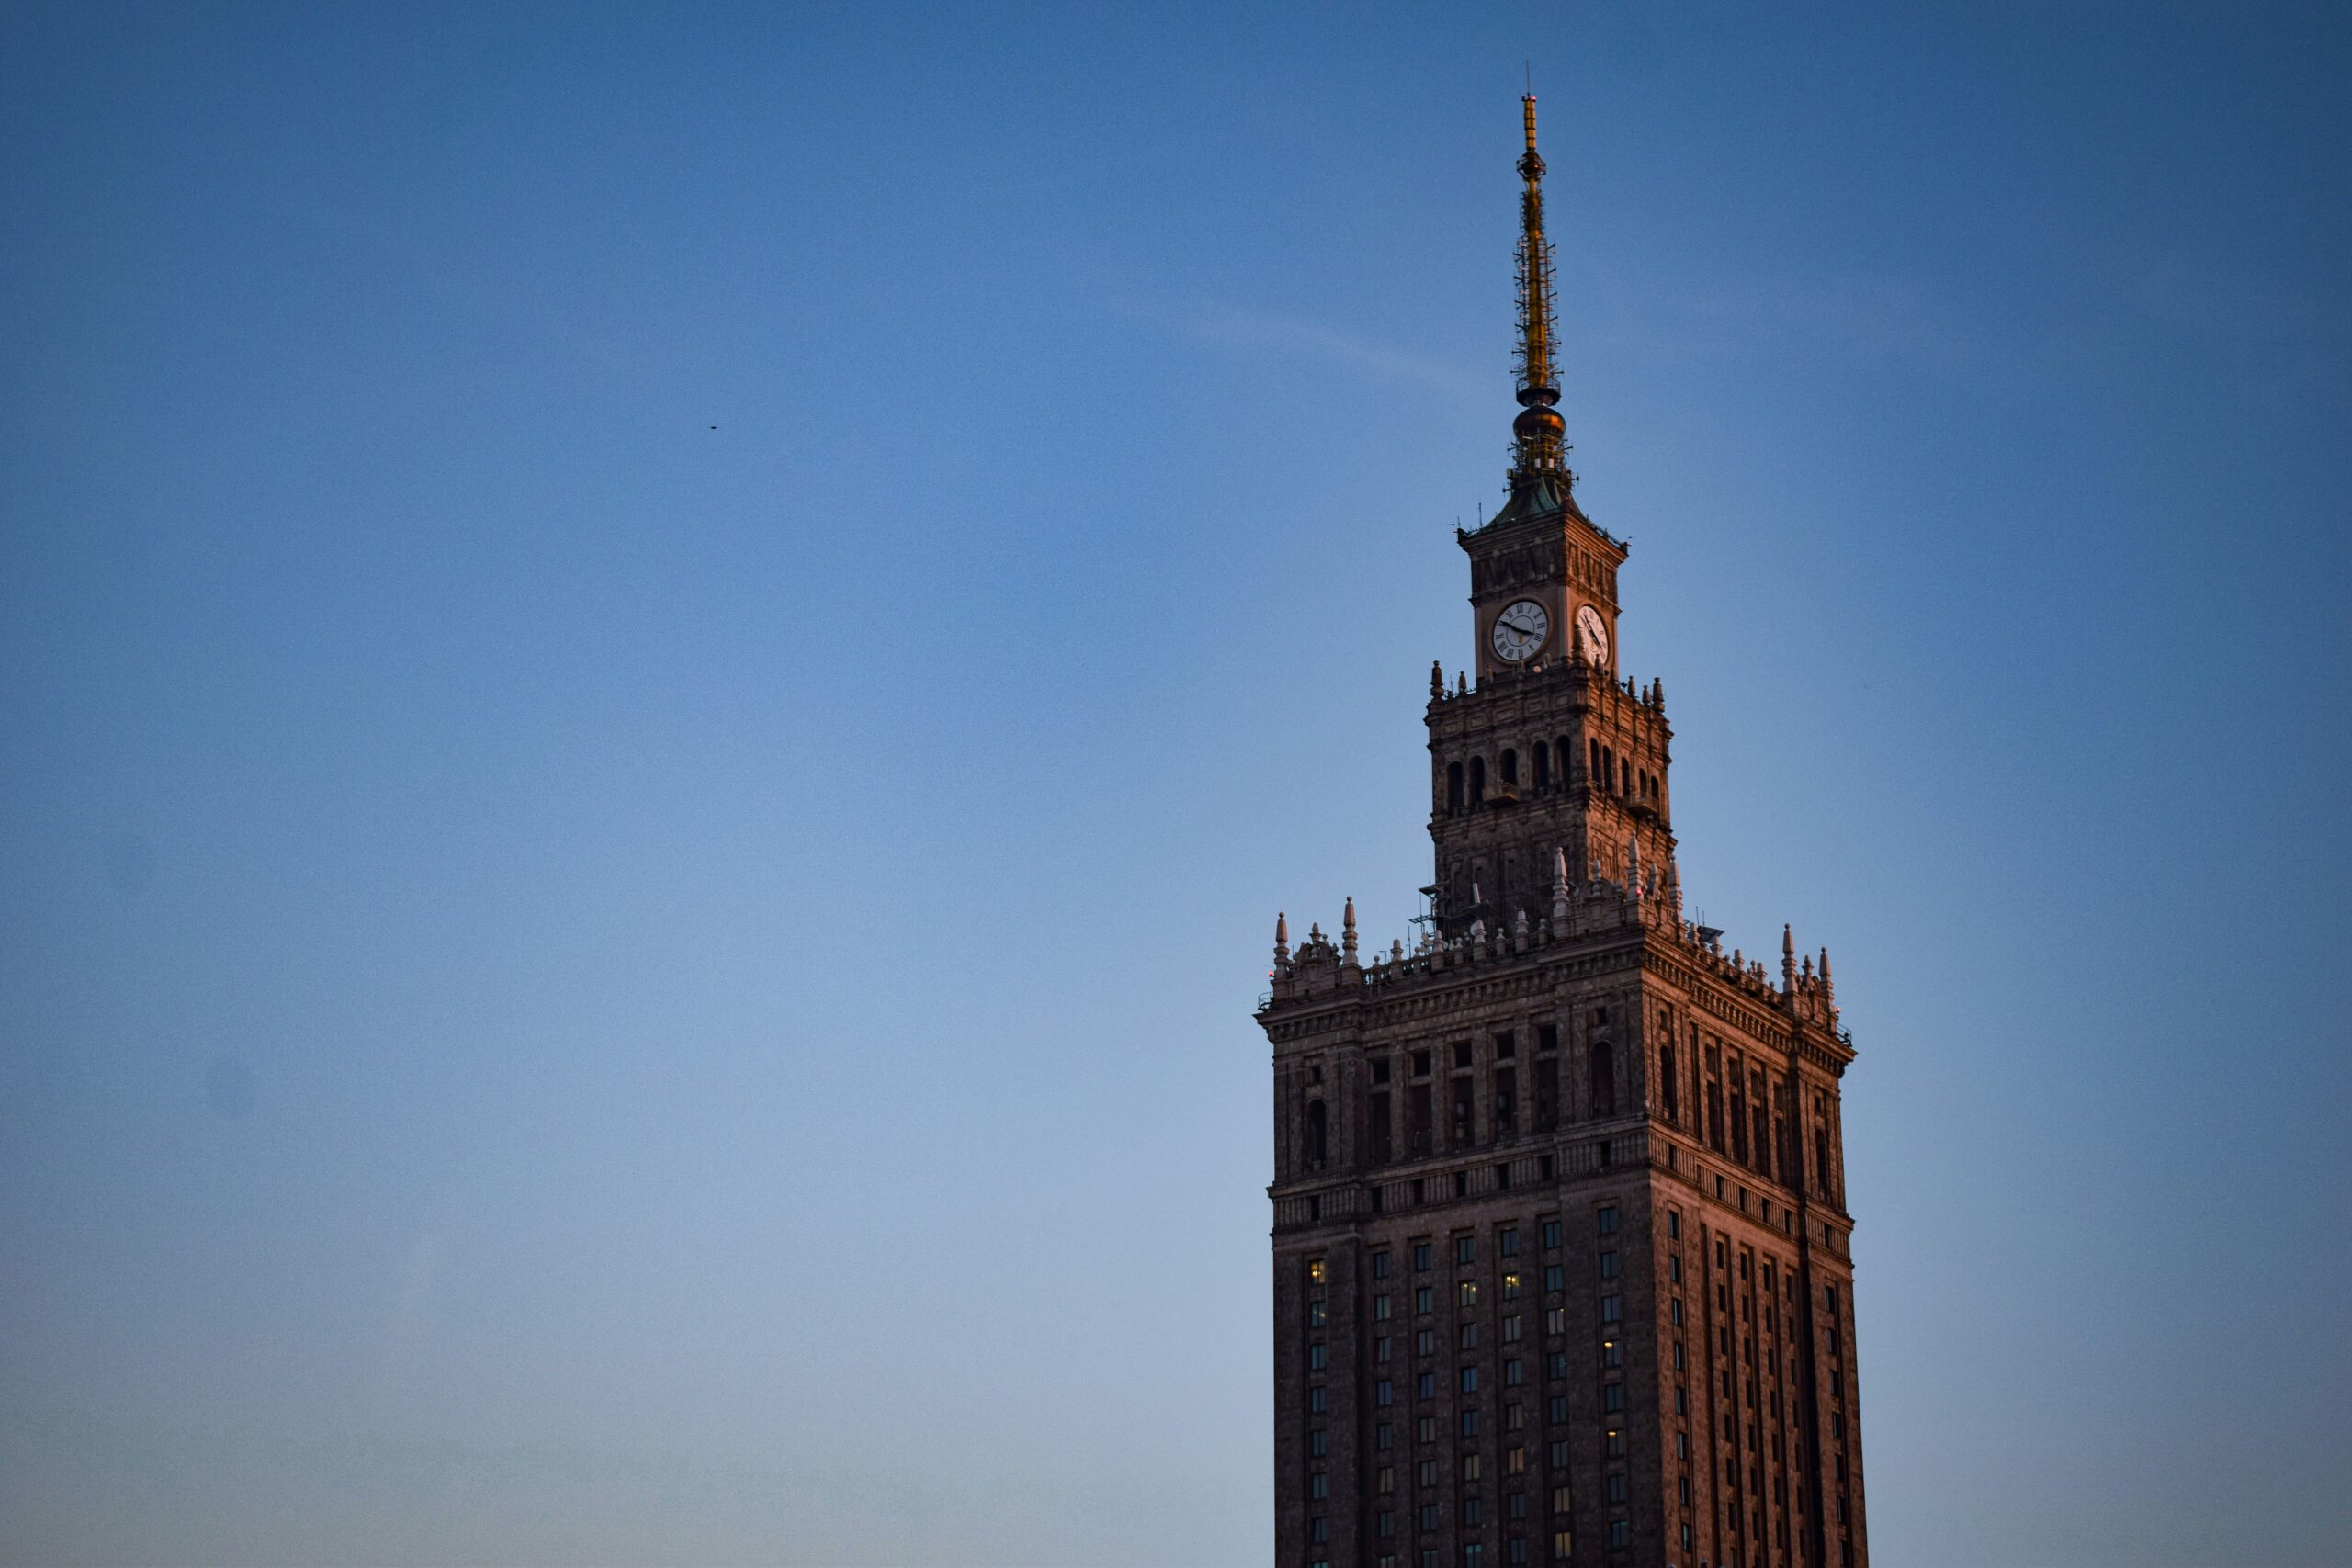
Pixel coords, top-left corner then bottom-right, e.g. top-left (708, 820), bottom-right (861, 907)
top-left (1261, 98), bottom-right (1870, 1568)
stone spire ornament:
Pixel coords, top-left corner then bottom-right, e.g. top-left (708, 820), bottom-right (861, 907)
top-left (1274, 911), bottom-right (1289, 967)
top-left (1342, 897), bottom-right (1358, 963)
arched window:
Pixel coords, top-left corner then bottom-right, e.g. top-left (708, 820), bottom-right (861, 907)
top-left (1500, 748), bottom-right (1519, 786)
top-left (1589, 739), bottom-right (1601, 783)
top-left (1532, 743), bottom-right (1551, 789)
top-left (1447, 761), bottom-right (1464, 810)
top-left (1589, 1041), bottom-right (1616, 1118)
top-left (1815, 1128), bottom-right (1832, 1196)
top-left (1558, 736), bottom-right (1575, 787)
top-left (1659, 1045), bottom-right (1679, 1124)
top-left (1307, 1099), bottom-right (1329, 1169)
top-left (1469, 757), bottom-right (1487, 806)
top-left (1603, 747), bottom-right (1617, 793)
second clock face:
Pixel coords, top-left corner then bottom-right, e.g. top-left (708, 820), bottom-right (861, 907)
top-left (1491, 599), bottom-right (1549, 662)
top-left (1577, 604), bottom-right (1610, 663)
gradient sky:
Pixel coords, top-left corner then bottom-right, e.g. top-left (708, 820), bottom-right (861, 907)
top-left (3, 4), bottom-right (2348, 1564)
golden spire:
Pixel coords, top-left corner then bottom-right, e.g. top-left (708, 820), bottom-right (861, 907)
top-left (1510, 93), bottom-right (1568, 484)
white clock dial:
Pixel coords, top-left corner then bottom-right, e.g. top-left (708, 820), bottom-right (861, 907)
top-left (1576, 604), bottom-right (1610, 663)
top-left (1490, 599), bottom-right (1549, 662)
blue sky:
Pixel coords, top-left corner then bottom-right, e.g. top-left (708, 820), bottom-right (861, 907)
top-left (2, 3), bottom-right (2346, 1563)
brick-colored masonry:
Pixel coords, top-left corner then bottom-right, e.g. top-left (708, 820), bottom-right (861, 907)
top-left (1259, 97), bottom-right (1868, 1568)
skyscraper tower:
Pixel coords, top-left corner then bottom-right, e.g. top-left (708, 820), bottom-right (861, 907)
top-left (1260, 98), bottom-right (1869, 1568)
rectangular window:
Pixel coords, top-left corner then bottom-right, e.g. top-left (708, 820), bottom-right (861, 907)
top-left (1378, 1336), bottom-right (1393, 1362)
top-left (1419, 1328), bottom-right (1436, 1355)
top-left (1552, 1484), bottom-right (1573, 1514)
top-left (1505, 1359), bottom-right (1524, 1385)
top-left (1418, 1286), bottom-right (1435, 1314)
top-left (1377, 1380), bottom-right (1394, 1406)
top-left (1606, 1473), bottom-right (1626, 1503)
top-left (1547, 1352), bottom-right (1568, 1379)
top-left (1542, 1219), bottom-right (1563, 1249)
top-left (1375, 1293), bottom-right (1393, 1321)
top-left (1311, 1517), bottom-right (1328, 1542)
top-left (1508, 1445), bottom-right (1527, 1473)
top-left (1377, 1422), bottom-right (1394, 1450)
top-left (1310, 1386), bottom-right (1326, 1413)
top-left (1599, 1250), bottom-right (1619, 1278)
top-left (1552, 1530), bottom-right (1572, 1561)
top-left (1309, 1343), bottom-right (1327, 1370)
top-left (1546, 1306), bottom-right (1566, 1335)
top-left (1670, 1297), bottom-right (1683, 1325)
top-left (1608, 1519), bottom-right (1628, 1547)
top-left (1462, 1323), bottom-right (1480, 1349)
top-left (1668, 1211), bottom-right (1680, 1239)
top-left (1457, 1236), bottom-right (1477, 1266)
top-left (1460, 1280), bottom-right (1480, 1308)
top-left (1605, 1427), bottom-right (1624, 1456)
top-left (1604, 1382), bottom-right (1624, 1412)
top-left (1419, 1416), bottom-right (1438, 1442)
top-left (1311, 1472), bottom-right (1329, 1498)
top-left (1464, 1496), bottom-right (1485, 1526)
top-left (1503, 1271), bottom-right (1522, 1298)
top-left (1374, 1251), bottom-right (1392, 1279)
top-left (1548, 1395), bottom-right (1568, 1424)
top-left (1510, 1537), bottom-right (1528, 1564)
top-left (1415, 1243), bottom-right (1434, 1272)
top-left (1504, 1314), bottom-right (1522, 1343)
top-left (1597, 1206), bottom-right (1619, 1234)
top-left (1462, 1409), bottom-right (1482, 1436)
top-left (1500, 1226), bottom-right (1520, 1256)
top-left (1462, 1366), bottom-right (1480, 1393)
top-left (1544, 1265), bottom-right (1565, 1292)
top-left (1549, 1440), bottom-right (1570, 1470)
top-left (1308, 1300), bottom-right (1327, 1327)
top-left (1419, 1373), bottom-right (1436, 1399)
top-left (1600, 1294), bottom-right (1622, 1322)
top-left (1507, 1402), bottom-right (1525, 1430)
top-left (1419, 1458), bottom-right (1440, 1486)
top-left (1464, 1452), bottom-right (1484, 1481)
top-left (1309, 1258), bottom-right (1329, 1282)
top-left (1310, 1430), bottom-right (1328, 1457)
top-left (1421, 1505), bottom-right (1441, 1531)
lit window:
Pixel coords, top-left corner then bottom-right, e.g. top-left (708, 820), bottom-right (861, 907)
top-left (1507, 1445), bottom-right (1527, 1473)
top-left (1461, 1280), bottom-right (1480, 1308)
top-left (1308, 1301), bottom-right (1327, 1327)
top-left (1503, 1271), bottom-right (1522, 1298)
top-left (1309, 1258), bottom-right (1328, 1283)
top-left (1601, 1339), bottom-right (1620, 1368)
top-left (1552, 1529), bottom-right (1572, 1560)
top-left (1605, 1427), bottom-right (1625, 1456)
top-left (1552, 1484), bottom-right (1573, 1513)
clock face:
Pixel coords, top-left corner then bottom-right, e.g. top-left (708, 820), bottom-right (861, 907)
top-left (1576, 604), bottom-right (1610, 663)
top-left (1490, 599), bottom-right (1549, 662)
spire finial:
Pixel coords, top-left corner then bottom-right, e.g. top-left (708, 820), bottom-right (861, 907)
top-left (1510, 94), bottom-right (1568, 486)
top-left (1342, 897), bottom-right (1358, 962)
top-left (1274, 911), bottom-right (1290, 967)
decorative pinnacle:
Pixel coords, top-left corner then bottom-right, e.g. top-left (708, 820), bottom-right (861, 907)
top-left (1510, 94), bottom-right (1568, 484)
top-left (1342, 897), bottom-right (1358, 961)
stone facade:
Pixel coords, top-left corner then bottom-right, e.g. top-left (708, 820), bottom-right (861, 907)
top-left (1259, 97), bottom-right (1869, 1568)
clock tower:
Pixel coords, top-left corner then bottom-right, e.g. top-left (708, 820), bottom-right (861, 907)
top-left (1261, 96), bottom-right (1871, 1568)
